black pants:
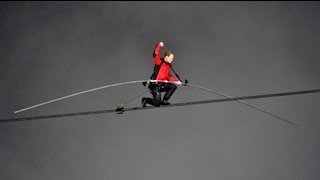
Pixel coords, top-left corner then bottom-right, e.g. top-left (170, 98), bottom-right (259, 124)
top-left (144, 82), bottom-right (177, 107)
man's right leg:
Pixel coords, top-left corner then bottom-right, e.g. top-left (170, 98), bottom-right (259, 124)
top-left (142, 86), bottom-right (161, 107)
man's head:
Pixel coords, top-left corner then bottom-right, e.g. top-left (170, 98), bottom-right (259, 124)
top-left (164, 51), bottom-right (174, 64)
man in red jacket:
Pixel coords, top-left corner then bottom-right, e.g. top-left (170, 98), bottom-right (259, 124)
top-left (142, 41), bottom-right (182, 107)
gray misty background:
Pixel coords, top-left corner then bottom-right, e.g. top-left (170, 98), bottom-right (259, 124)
top-left (1, 1), bottom-right (320, 180)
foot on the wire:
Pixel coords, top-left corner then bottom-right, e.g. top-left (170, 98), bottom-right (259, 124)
top-left (161, 100), bottom-right (171, 106)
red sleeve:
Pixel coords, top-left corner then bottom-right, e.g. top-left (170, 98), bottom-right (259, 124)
top-left (169, 76), bottom-right (178, 82)
top-left (153, 43), bottom-right (162, 65)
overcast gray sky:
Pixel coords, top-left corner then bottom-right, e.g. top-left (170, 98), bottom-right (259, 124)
top-left (1, 2), bottom-right (320, 180)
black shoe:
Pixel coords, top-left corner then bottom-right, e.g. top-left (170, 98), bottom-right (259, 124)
top-left (161, 100), bottom-right (171, 106)
top-left (142, 98), bottom-right (147, 107)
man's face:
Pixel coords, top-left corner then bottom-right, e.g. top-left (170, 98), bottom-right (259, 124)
top-left (164, 54), bottom-right (174, 64)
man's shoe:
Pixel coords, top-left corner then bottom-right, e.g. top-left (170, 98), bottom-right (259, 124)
top-left (141, 98), bottom-right (147, 107)
top-left (161, 100), bottom-right (171, 106)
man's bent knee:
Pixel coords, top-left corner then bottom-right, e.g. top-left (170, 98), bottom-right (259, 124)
top-left (154, 100), bottom-right (161, 107)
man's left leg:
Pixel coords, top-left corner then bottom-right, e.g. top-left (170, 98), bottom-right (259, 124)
top-left (160, 83), bottom-right (177, 105)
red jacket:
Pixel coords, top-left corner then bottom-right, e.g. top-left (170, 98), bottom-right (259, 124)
top-left (153, 43), bottom-right (178, 82)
